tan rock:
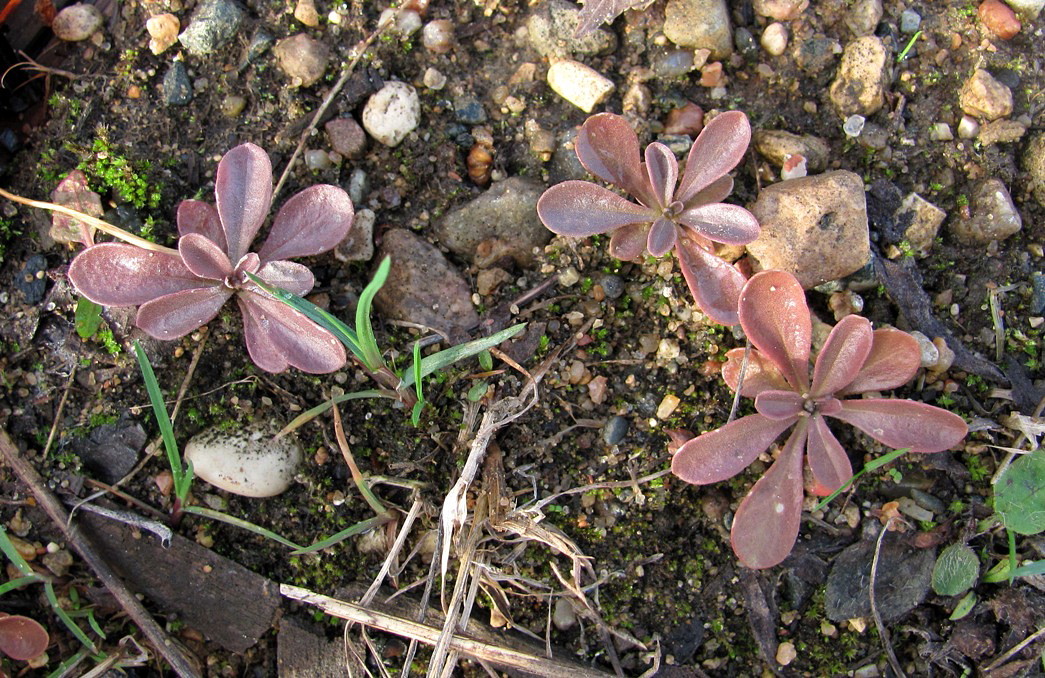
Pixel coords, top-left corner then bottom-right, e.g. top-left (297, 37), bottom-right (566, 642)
top-left (949, 179), bottom-right (1022, 243)
top-left (959, 69), bottom-right (1013, 121)
top-left (897, 193), bottom-right (946, 256)
top-left (753, 129), bottom-right (830, 172)
top-left (663, 0), bottom-right (733, 58)
top-left (746, 170), bottom-right (870, 288)
top-left (146, 14), bottom-right (180, 54)
top-left (828, 36), bottom-right (889, 117)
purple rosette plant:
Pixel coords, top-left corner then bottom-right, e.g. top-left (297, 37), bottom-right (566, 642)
top-left (536, 111), bottom-right (760, 325)
top-left (68, 143), bottom-right (354, 374)
top-left (671, 270), bottom-right (969, 569)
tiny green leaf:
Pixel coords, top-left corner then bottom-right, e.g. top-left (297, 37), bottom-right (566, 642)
top-left (994, 448), bottom-right (1045, 536)
top-left (932, 542), bottom-right (979, 596)
top-left (75, 297), bottom-right (103, 339)
top-left (949, 591), bottom-right (977, 620)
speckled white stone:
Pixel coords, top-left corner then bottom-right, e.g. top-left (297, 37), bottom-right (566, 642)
top-left (546, 60), bottom-right (614, 113)
top-left (362, 81), bottom-right (421, 148)
top-left (185, 426), bottom-right (302, 498)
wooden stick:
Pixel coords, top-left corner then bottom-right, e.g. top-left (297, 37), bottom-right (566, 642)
top-left (281, 583), bottom-right (611, 678)
top-left (0, 430), bottom-right (201, 677)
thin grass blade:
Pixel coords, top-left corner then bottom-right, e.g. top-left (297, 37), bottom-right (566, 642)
top-left (133, 340), bottom-right (193, 501)
top-left (356, 256), bottom-right (391, 370)
top-left (399, 323), bottom-right (526, 389)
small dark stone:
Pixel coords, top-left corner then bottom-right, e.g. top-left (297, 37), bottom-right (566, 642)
top-left (824, 532), bottom-right (935, 622)
top-left (163, 62), bottom-right (193, 106)
top-left (664, 615), bottom-right (705, 664)
top-left (178, 0), bottom-right (245, 56)
top-left (1031, 272), bottom-right (1045, 315)
top-left (74, 420), bottom-right (147, 484)
top-left (991, 68), bottom-right (1020, 90)
top-left (602, 416), bottom-right (629, 445)
top-left (246, 29), bottom-right (275, 64)
top-left (595, 273), bottom-right (624, 300)
top-left (16, 254), bottom-right (47, 304)
top-left (734, 26), bottom-right (758, 59)
top-left (794, 37), bottom-right (841, 76)
top-left (453, 95), bottom-right (486, 124)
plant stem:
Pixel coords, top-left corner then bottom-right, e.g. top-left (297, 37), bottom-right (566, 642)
top-left (0, 186), bottom-right (177, 254)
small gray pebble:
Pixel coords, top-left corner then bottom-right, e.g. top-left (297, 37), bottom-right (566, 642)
top-left (657, 134), bottom-right (693, 155)
top-left (16, 254), bottom-right (47, 304)
top-left (603, 416), bottom-right (630, 445)
top-left (899, 9), bottom-right (921, 33)
top-left (596, 273), bottom-right (624, 300)
top-left (734, 26), bottom-right (758, 59)
top-left (1031, 272), bottom-right (1045, 315)
top-left (453, 95), bottom-right (487, 124)
top-left (348, 168), bottom-right (369, 205)
top-left (163, 61), bottom-right (192, 105)
top-left (247, 29), bottom-right (275, 64)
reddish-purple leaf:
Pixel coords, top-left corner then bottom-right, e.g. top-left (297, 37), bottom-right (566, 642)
top-left (677, 203), bottom-right (761, 245)
top-left (0, 614), bottom-right (49, 661)
top-left (136, 286), bottom-right (231, 340)
top-left (644, 142), bottom-right (677, 208)
top-left (177, 199), bottom-right (227, 254)
top-left (676, 237), bottom-right (747, 326)
top-left (537, 181), bottom-right (652, 237)
top-left (256, 260), bottom-right (315, 296)
top-left (258, 185), bottom-right (354, 262)
top-left (810, 314), bottom-right (873, 398)
top-left (672, 413), bottom-right (794, 485)
top-left (730, 419), bottom-right (808, 569)
top-left (608, 222), bottom-right (649, 260)
top-left (676, 111), bottom-right (751, 204)
top-left (830, 398), bottom-right (968, 453)
top-left (575, 113), bottom-right (658, 208)
top-left (179, 233), bottom-right (233, 280)
top-left (738, 270), bottom-right (811, 390)
top-left (682, 174), bottom-right (733, 209)
top-left (722, 347), bottom-right (791, 397)
top-left (215, 143), bottom-right (273, 262)
top-left (646, 216), bottom-right (677, 257)
top-left (839, 328), bottom-right (921, 395)
top-left (806, 414), bottom-right (852, 492)
top-left (237, 292), bottom-right (347, 374)
top-left (68, 243), bottom-right (203, 306)
top-left (754, 389), bottom-right (804, 420)
top-left (49, 170), bottom-right (101, 246)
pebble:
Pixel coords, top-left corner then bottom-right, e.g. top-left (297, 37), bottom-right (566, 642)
top-left (553, 598), bottom-right (578, 630)
top-left (546, 60), bottom-right (615, 113)
top-left (824, 534), bottom-right (934, 622)
top-left (957, 115), bottom-right (980, 139)
top-left (526, 0), bottom-right (616, 58)
top-left (52, 3), bottom-right (103, 41)
top-left (347, 168), bottom-right (369, 205)
top-left (1023, 132), bottom-right (1045, 208)
top-left (657, 394), bottom-right (681, 419)
top-left (362, 82), bottom-right (421, 147)
top-left (42, 549), bottom-right (73, 577)
top-left (476, 268), bottom-right (510, 296)
top-left (453, 95), bottom-right (486, 124)
top-left (293, 0), bottom-right (319, 27)
top-left (74, 421), bottom-right (146, 484)
top-left (595, 273), bottom-right (624, 299)
top-left (651, 49), bottom-right (697, 79)
top-left (828, 36), bottom-right (889, 117)
top-left (897, 496), bottom-right (933, 522)
top-left (747, 170), bottom-right (869, 288)
top-left (220, 94), bottom-right (246, 117)
top-left (900, 9), bottom-right (921, 33)
top-left (433, 177), bottom-right (549, 267)
top-left (378, 8), bottom-right (422, 36)
top-left (178, 0), bottom-right (244, 56)
top-left (842, 114), bottom-right (866, 138)
top-left (780, 154), bottom-right (807, 180)
top-left (928, 123), bottom-right (953, 141)
top-left (273, 34), bottom-right (330, 87)
top-left (246, 29), bottom-right (275, 64)
top-left (753, 129), bottom-right (829, 172)
top-left (1005, 0), bottom-right (1045, 17)
top-left (794, 36), bottom-right (841, 74)
top-left (163, 61), bottom-right (192, 106)
top-left (761, 22), bottom-right (788, 56)
top-left (977, 0), bottom-right (1021, 39)
top-left (845, 0), bottom-right (882, 37)
top-left (898, 192), bottom-right (946, 256)
top-left (909, 331), bottom-right (940, 367)
top-left (776, 641), bottom-right (797, 666)
top-left (146, 13), bottom-right (180, 54)
top-left (422, 67), bottom-right (446, 90)
top-left (602, 416), bottom-right (630, 445)
top-left (959, 69), bottom-right (1013, 121)
top-left (752, 0), bottom-right (808, 20)
top-left (978, 119), bottom-right (1026, 146)
top-left (15, 254), bottom-right (47, 304)
top-left (303, 149), bottom-right (332, 171)
top-left (334, 208), bottom-right (374, 262)
top-left (1031, 272), bottom-right (1045, 314)
top-left (373, 229), bottom-right (478, 340)
top-left (325, 117), bottom-right (366, 158)
top-left (950, 178), bottom-right (1022, 243)
top-left (185, 426), bottom-right (302, 498)
top-left (733, 27), bottom-right (758, 59)
top-left (422, 19), bottom-right (454, 53)
top-left (663, 0), bottom-right (733, 58)
top-left (588, 376), bottom-right (609, 404)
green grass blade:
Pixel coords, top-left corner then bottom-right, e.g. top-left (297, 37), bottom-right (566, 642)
top-left (276, 389), bottom-right (397, 438)
top-left (244, 272), bottom-right (365, 362)
top-left (1011, 560), bottom-right (1045, 578)
top-left (182, 505), bottom-right (305, 550)
top-left (290, 514), bottom-right (391, 555)
top-left (356, 256), bottom-right (391, 370)
top-left (814, 447), bottom-right (911, 512)
top-left (0, 574), bottom-right (44, 596)
top-left (400, 323), bottom-right (526, 389)
top-left (133, 340), bottom-right (191, 503)
top-left (44, 581), bottom-right (99, 654)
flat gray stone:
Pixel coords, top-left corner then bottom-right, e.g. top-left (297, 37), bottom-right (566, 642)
top-left (527, 0), bottom-right (617, 58)
top-left (432, 177), bottom-right (549, 268)
top-left (825, 533), bottom-right (935, 622)
top-left (374, 229), bottom-right (478, 339)
top-left (178, 0), bottom-right (244, 56)
top-left (746, 170), bottom-right (870, 288)
top-left (828, 36), bottom-right (889, 117)
top-left (949, 178), bottom-right (1022, 244)
top-left (663, 0), bottom-right (732, 58)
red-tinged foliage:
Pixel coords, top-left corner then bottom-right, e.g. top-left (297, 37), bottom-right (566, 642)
top-left (671, 270), bottom-right (968, 569)
top-left (0, 613), bottom-right (49, 662)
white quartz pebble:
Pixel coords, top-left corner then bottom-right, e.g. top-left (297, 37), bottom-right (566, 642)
top-left (362, 81), bottom-right (421, 147)
top-left (185, 426), bottom-right (302, 498)
top-left (546, 60), bottom-right (615, 113)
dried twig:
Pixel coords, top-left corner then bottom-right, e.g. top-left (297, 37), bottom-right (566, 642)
top-left (982, 625), bottom-right (1045, 674)
top-left (870, 521), bottom-right (906, 678)
top-left (0, 430), bottom-right (201, 677)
